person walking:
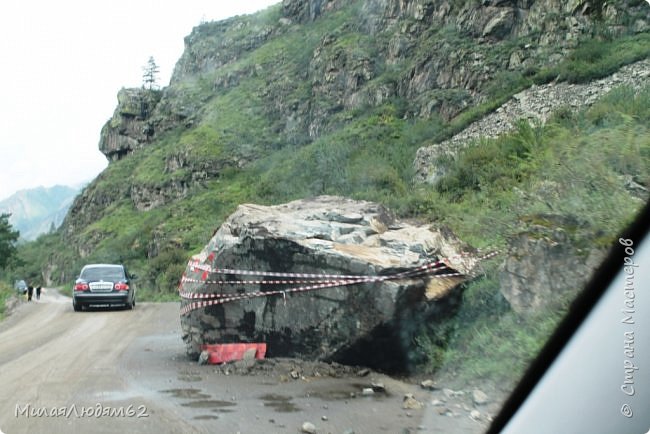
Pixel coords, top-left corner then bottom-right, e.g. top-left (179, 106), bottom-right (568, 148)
top-left (27, 285), bottom-right (33, 301)
top-left (36, 286), bottom-right (42, 300)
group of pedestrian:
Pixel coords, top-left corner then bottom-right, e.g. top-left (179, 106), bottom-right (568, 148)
top-left (26, 284), bottom-right (42, 301)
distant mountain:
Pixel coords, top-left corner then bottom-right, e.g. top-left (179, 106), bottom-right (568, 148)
top-left (0, 185), bottom-right (79, 241)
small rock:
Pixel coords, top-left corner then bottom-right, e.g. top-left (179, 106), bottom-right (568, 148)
top-left (242, 348), bottom-right (257, 361)
top-left (371, 382), bottom-right (386, 393)
top-left (362, 388), bottom-right (374, 396)
top-left (420, 379), bottom-right (437, 390)
top-left (290, 369), bottom-right (300, 380)
top-left (472, 389), bottom-right (489, 406)
top-left (343, 430), bottom-right (356, 434)
top-left (357, 368), bottom-right (370, 377)
top-left (321, 415), bottom-right (328, 421)
top-left (198, 351), bottom-right (209, 365)
top-left (436, 406), bottom-right (452, 416)
top-left (470, 410), bottom-right (481, 421)
top-left (301, 421), bottom-right (317, 434)
top-left (403, 394), bottom-right (423, 410)
top-left (431, 399), bottom-right (445, 407)
top-left (443, 388), bottom-right (464, 399)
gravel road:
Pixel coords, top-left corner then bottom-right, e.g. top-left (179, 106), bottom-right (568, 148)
top-left (0, 289), bottom-right (486, 434)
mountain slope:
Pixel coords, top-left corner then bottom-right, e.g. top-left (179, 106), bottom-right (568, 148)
top-left (9, 0), bottom-right (648, 392)
top-left (26, 0), bottom-right (648, 296)
top-left (0, 185), bottom-right (79, 241)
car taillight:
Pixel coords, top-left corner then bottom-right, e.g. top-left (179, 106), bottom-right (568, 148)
top-left (74, 283), bottom-right (89, 291)
top-left (115, 283), bottom-right (129, 291)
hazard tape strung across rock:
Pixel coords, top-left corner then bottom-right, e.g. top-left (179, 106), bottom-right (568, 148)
top-left (179, 251), bottom-right (499, 316)
top-left (184, 250), bottom-right (498, 283)
top-left (178, 270), bottom-right (465, 301)
top-left (185, 253), bottom-right (481, 281)
top-left (179, 263), bottom-right (450, 299)
top-left (180, 262), bottom-right (450, 287)
top-left (179, 271), bottom-right (466, 315)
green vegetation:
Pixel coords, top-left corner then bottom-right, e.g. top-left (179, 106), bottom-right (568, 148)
top-left (413, 84), bottom-right (649, 387)
top-left (7, 0), bottom-right (649, 389)
top-left (534, 32), bottom-right (650, 84)
top-left (0, 281), bottom-right (13, 321)
top-left (0, 213), bottom-right (19, 269)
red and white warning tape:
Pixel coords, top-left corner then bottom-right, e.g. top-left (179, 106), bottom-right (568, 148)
top-left (179, 271), bottom-right (466, 315)
top-left (181, 261), bottom-right (450, 287)
top-left (178, 251), bottom-right (499, 315)
top-left (185, 251), bottom-right (493, 281)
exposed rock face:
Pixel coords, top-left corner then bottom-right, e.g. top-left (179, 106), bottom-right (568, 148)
top-left (180, 196), bottom-right (483, 372)
top-left (282, 0), bottom-right (338, 23)
top-left (499, 215), bottom-right (605, 313)
top-left (98, 88), bottom-right (161, 162)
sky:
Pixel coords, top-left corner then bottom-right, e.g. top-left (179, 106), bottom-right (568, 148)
top-left (0, 0), bottom-right (279, 201)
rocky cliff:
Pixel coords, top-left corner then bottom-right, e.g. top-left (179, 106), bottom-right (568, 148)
top-left (54, 0), bottom-right (648, 297)
top-left (93, 0), bottom-right (648, 164)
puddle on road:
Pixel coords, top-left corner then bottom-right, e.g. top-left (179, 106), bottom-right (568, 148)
top-left (259, 393), bottom-right (301, 413)
top-left (161, 388), bottom-right (236, 413)
top-left (194, 415), bottom-right (220, 420)
top-left (181, 399), bottom-right (237, 410)
top-left (177, 370), bottom-right (202, 382)
top-left (161, 388), bottom-right (211, 400)
top-left (307, 382), bottom-right (389, 401)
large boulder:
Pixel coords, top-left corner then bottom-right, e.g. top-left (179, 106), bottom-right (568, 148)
top-left (179, 196), bottom-right (485, 372)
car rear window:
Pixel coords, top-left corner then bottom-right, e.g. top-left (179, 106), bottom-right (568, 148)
top-left (80, 266), bottom-right (125, 281)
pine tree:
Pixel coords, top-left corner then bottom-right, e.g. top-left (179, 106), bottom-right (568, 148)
top-left (142, 56), bottom-right (160, 90)
top-left (0, 213), bottom-right (19, 269)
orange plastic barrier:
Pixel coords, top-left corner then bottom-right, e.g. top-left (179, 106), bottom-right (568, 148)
top-left (200, 343), bottom-right (267, 364)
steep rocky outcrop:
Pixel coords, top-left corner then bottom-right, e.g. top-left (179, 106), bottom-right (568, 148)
top-left (499, 215), bottom-right (606, 313)
top-left (282, 0), bottom-right (344, 23)
top-left (180, 196), bottom-right (485, 372)
top-left (98, 88), bottom-right (161, 161)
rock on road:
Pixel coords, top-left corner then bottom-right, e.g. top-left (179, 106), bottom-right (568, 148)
top-left (0, 289), bottom-right (484, 434)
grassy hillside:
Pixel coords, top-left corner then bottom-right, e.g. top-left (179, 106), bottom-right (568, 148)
top-left (0, 281), bottom-right (15, 321)
top-left (7, 0), bottom-right (649, 387)
top-left (414, 84), bottom-right (649, 388)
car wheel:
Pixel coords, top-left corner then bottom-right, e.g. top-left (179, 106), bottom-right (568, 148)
top-left (73, 302), bottom-right (82, 312)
